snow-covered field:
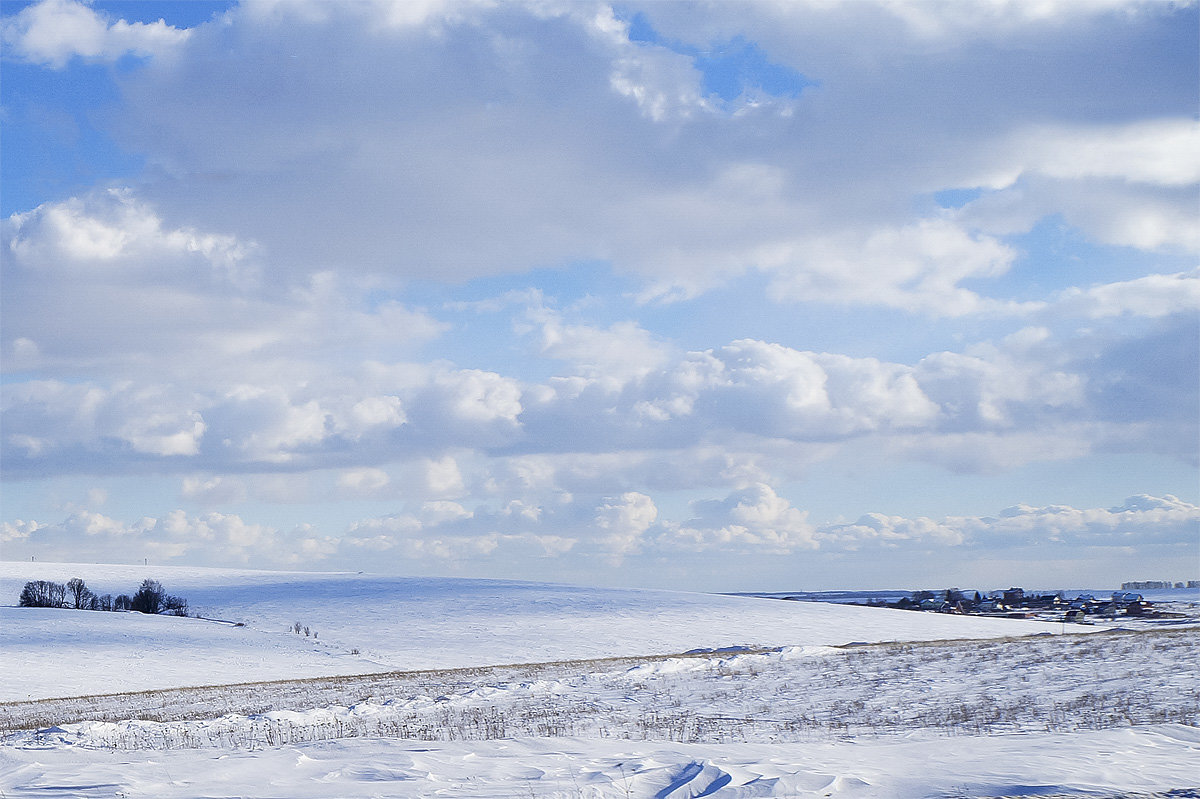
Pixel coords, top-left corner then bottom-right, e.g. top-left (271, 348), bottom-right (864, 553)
top-left (4, 726), bottom-right (1198, 798)
top-left (0, 561), bottom-right (1088, 702)
top-left (1, 562), bottom-right (1197, 798)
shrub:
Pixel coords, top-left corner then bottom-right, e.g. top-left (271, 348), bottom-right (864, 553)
top-left (163, 594), bottom-right (188, 616)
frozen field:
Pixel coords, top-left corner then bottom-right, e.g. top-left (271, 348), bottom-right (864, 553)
top-left (1, 562), bottom-right (1198, 797)
top-left (0, 561), bottom-right (1084, 702)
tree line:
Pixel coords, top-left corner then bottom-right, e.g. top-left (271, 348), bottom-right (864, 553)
top-left (18, 578), bottom-right (189, 616)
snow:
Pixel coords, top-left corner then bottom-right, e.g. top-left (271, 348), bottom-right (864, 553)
top-left (0, 561), bottom-right (1086, 702)
top-left (2, 561), bottom-right (1196, 798)
top-left (2, 726), bottom-right (1198, 798)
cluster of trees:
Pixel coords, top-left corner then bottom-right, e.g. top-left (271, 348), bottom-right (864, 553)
top-left (18, 578), bottom-right (188, 616)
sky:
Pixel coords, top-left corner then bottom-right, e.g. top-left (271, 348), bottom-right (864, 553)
top-left (1, 0), bottom-right (1197, 592)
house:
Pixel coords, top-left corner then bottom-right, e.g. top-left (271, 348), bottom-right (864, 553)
top-left (1002, 587), bottom-right (1025, 606)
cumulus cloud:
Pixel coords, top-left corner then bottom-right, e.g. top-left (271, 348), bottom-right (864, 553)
top-left (336, 468), bottom-right (391, 497)
top-left (2, 380), bottom-right (207, 462)
top-left (958, 177), bottom-right (1199, 253)
top-left (0, 509), bottom-right (289, 565)
top-left (594, 492), bottom-right (657, 560)
top-left (667, 483), bottom-right (817, 553)
top-left (342, 499), bottom-right (575, 564)
top-left (979, 494), bottom-right (1200, 546)
top-left (530, 307), bottom-right (674, 383)
top-left (1052, 272), bottom-right (1200, 319)
top-left (1006, 119), bottom-right (1200, 188)
top-left (2, 191), bottom-right (443, 381)
top-left (820, 494), bottom-right (1200, 551)
top-left (5, 491), bottom-right (1195, 576)
top-left (2, 0), bottom-right (1195, 584)
top-left (8, 317), bottom-right (1187, 476)
top-left (1, 0), bottom-right (191, 68)
top-left (180, 475), bottom-right (247, 506)
top-left (5, 189), bottom-right (256, 286)
top-left (914, 329), bottom-right (1085, 430)
top-left (0, 518), bottom-right (46, 543)
top-left (820, 514), bottom-right (965, 549)
top-left (765, 219), bottom-right (1023, 316)
top-left (72, 0), bottom-right (1184, 315)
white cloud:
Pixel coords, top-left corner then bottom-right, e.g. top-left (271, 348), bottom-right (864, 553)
top-left (914, 329), bottom-right (1085, 430)
top-left (1011, 119), bottom-right (1200, 188)
top-left (765, 218), bottom-right (1021, 316)
top-left (9, 313), bottom-right (1174, 475)
top-left (0, 519), bottom-right (46, 543)
top-left (118, 408), bottom-right (206, 456)
top-left (5, 492), bottom-right (1194, 575)
top-left (668, 483), bottom-right (817, 553)
top-left (820, 513), bottom-right (965, 549)
top-left (2, 380), bottom-right (207, 461)
top-left (1053, 272), bottom-right (1200, 319)
top-left (430, 370), bottom-right (523, 426)
top-left (180, 475), bottom-right (247, 505)
top-left (422, 457), bottom-right (466, 498)
top-left (1, 0), bottom-right (191, 68)
top-left (213, 387), bottom-right (327, 463)
top-left (872, 0), bottom-right (1147, 40)
top-left (594, 5), bottom-right (714, 122)
top-left (594, 491), bottom-right (657, 559)
top-left (40, 0), bottom-right (1179, 323)
top-left (239, 0), bottom-right (493, 31)
top-left (2, 0), bottom-right (1195, 584)
top-left (959, 177), bottom-right (1199, 253)
top-left (530, 304), bottom-right (673, 382)
top-left (347, 396), bottom-right (406, 434)
top-left (5, 189), bottom-right (256, 285)
top-left (0, 509), bottom-right (287, 565)
top-left (815, 494), bottom-right (1200, 551)
top-left (342, 499), bottom-right (575, 564)
top-left (2, 191), bottom-right (443, 381)
top-left (336, 468), bottom-right (391, 497)
top-left (980, 494), bottom-right (1200, 545)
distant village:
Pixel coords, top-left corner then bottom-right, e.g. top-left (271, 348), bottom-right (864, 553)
top-left (858, 584), bottom-right (1197, 623)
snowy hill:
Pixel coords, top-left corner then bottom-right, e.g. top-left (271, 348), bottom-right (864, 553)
top-left (0, 561), bottom-right (1080, 702)
top-left (2, 562), bottom-right (1195, 799)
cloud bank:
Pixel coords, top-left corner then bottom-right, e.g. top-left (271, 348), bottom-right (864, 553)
top-left (1, 0), bottom-right (1195, 588)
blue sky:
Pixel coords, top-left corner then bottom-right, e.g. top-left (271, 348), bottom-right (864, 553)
top-left (1, 0), bottom-right (1197, 591)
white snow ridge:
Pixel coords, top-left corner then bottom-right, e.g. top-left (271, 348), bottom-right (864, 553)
top-left (1, 561), bottom-right (1197, 797)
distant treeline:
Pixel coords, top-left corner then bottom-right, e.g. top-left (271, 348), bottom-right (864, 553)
top-left (18, 578), bottom-right (188, 616)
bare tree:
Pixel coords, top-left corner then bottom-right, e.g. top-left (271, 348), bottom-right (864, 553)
top-left (18, 580), bottom-right (67, 608)
top-left (66, 578), bottom-right (94, 610)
